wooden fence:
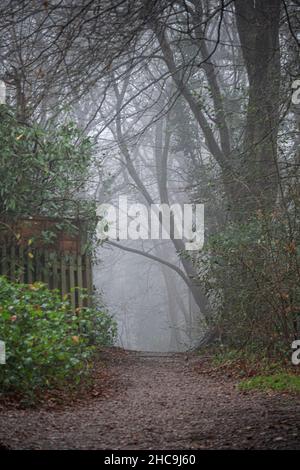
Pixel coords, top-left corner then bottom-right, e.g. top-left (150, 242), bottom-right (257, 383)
top-left (0, 239), bottom-right (93, 310)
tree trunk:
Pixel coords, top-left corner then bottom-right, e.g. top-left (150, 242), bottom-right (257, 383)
top-left (233, 0), bottom-right (281, 217)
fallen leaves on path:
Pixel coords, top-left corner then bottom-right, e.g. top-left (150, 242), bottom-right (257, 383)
top-left (0, 348), bottom-right (299, 449)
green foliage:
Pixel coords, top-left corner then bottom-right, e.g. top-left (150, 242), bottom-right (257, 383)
top-left (0, 106), bottom-right (95, 224)
top-left (239, 373), bottom-right (300, 393)
top-left (0, 277), bottom-right (116, 400)
top-left (199, 209), bottom-right (300, 356)
top-left (86, 289), bottom-right (117, 346)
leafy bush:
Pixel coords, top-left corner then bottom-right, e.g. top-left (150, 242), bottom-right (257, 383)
top-left (0, 106), bottom-right (98, 252)
top-left (199, 209), bottom-right (300, 357)
top-left (73, 287), bottom-right (117, 347)
top-left (0, 277), bottom-right (116, 399)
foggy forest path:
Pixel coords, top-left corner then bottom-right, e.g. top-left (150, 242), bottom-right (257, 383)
top-left (0, 349), bottom-right (300, 449)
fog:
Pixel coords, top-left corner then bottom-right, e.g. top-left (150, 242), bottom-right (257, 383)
top-left (93, 240), bottom-right (203, 352)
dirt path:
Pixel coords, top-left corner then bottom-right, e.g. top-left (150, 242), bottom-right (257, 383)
top-left (0, 349), bottom-right (299, 449)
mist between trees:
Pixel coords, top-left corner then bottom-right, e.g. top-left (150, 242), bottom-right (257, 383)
top-left (0, 0), bottom-right (299, 355)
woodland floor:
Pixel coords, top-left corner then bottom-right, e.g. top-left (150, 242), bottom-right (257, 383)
top-left (0, 348), bottom-right (299, 450)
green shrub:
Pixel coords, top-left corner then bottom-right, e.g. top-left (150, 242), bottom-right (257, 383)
top-left (198, 210), bottom-right (300, 357)
top-left (0, 276), bottom-right (116, 399)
